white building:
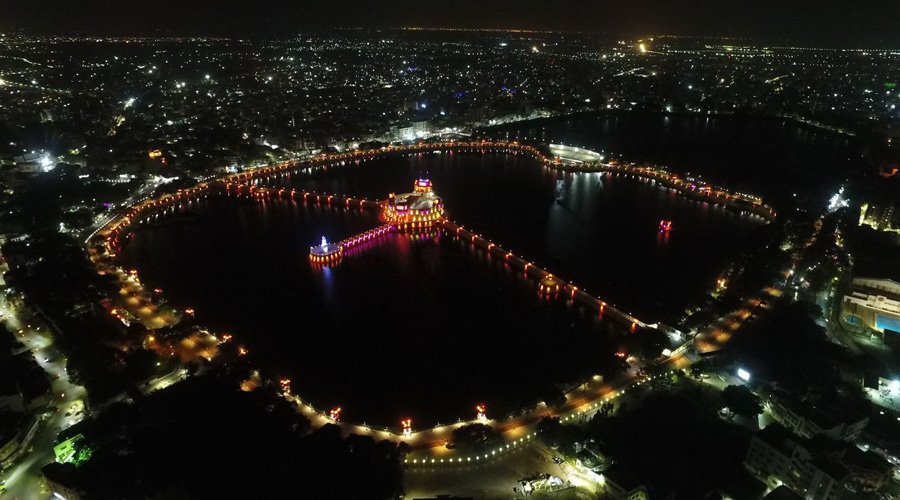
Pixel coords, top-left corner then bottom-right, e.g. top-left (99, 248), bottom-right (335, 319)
top-left (842, 278), bottom-right (900, 335)
top-left (744, 425), bottom-right (849, 500)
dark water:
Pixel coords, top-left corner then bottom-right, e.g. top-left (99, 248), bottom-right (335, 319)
top-left (118, 198), bottom-right (627, 427)
top-left (483, 112), bottom-right (861, 203)
top-left (273, 151), bottom-right (767, 323)
top-left (115, 113), bottom-right (854, 427)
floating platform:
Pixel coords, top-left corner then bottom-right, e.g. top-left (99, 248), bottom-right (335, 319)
top-left (309, 237), bottom-right (343, 264)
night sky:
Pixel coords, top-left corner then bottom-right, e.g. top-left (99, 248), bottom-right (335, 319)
top-left (2, 0), bottom-right (899, 46)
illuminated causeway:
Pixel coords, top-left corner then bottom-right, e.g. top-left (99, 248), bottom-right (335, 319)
top-left (293, 177), bottom-right (648, 331)
top-left (308, 178), bottom-right (445, 265)
top-left (87, 140), bottom-right (775, 454)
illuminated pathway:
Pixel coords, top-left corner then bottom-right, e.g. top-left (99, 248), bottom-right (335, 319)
top-left (282, 353), bottom-right (693, 467)
top-left (85, 139), bottom-right (778, 466)
top-left (230, 178), bottom-right (649, 330)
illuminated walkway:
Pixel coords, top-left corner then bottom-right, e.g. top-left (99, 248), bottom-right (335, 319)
top-left (85, 139), bottom-right (778, 465)
top-left (228, 178), bottom-right (648, 329)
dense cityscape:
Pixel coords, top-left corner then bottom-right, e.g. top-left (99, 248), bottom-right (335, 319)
top-left (0, 14), bottom-right (899, 500)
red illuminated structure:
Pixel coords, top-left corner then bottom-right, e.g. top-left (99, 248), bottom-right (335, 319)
top-left (659, 220), bottom-right (672, 232)
top-left (384, 179), bottom-right (444, 231)
top-left (309, 179), bottom-right (443, 265)
top-left (401, 418), bottom-right (413, 438)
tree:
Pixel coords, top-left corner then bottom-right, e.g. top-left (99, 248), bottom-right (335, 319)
top-left (537, 416), bottom-right (563, 447)
top-left (537, 416), bottom-right (583, 453)
top-left (539, 385), bottom-right (567, 409)
top-left (721, 385), bottom-right (762, 417)
top-left (801, 301), bottom-right (823, 320)
top-left (451, 423), bottom-right (502, 451)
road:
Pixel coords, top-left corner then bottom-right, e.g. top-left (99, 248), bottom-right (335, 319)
top-left (0, 293), bottom-right (87, 500)
top-left (281, 350), bottom-right (689, 470)
top-left (109, 267), bottom-right (180, 329)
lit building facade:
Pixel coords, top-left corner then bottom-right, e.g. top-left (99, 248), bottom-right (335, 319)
top-left (744, 425), bottom-right (849, 500)
top-left (842, 278), bottom-right (900, 336)
top-left (859, 202), bottom-right (899, 234)
top-left (767, 392), bottom-right (868, 441)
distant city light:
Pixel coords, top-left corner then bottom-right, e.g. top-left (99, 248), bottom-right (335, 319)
top-left (40, 153), bottom-right (55, 172)
top-left (827, 187), bottom-right (850, 212)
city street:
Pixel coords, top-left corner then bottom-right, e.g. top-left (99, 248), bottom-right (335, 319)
top-left (694, 287), bottom-right (781, 354)
top-left (0, 293), bottom-right (87, 499)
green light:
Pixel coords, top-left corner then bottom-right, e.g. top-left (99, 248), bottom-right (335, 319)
top-left (53, 434), bottom-right (83, 463)
top-left (73, 445), bottom-right (93, 466)
top-left (53, 434), bottom-right (93, 466)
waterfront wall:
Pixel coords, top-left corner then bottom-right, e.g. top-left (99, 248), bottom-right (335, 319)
top-left (91, 139), bottom-right (775, 261)
top-left (219, 140), bottom-right (775, 223)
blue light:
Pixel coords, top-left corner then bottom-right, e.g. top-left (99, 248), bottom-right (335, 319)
top-left (876, 315), bottom-right (900, 334)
